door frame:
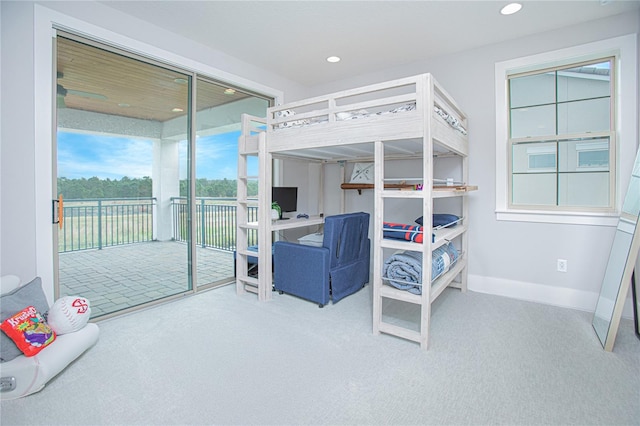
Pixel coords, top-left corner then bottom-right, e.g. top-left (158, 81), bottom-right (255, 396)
top-left (34, 4), bottom-right (282, 303)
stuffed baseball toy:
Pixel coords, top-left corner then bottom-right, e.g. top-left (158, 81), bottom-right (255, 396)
top-left (46, 296), bottom-right (91, 335)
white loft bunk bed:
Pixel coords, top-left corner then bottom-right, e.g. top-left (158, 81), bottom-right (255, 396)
top-left (236, 73), bottom-right (476, 349)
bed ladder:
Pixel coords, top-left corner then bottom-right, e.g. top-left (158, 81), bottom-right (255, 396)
top-left (371, 138), bottom-right (435, 349)
top-left (236, 115), bottom-right (265, 298)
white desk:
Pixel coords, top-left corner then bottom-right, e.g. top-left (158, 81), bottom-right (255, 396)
top-left (248, 215), bottom-right (324, 231)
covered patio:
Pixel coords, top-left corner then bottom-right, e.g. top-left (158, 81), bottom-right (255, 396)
top-left (59, 241), bottom-right (234, 318)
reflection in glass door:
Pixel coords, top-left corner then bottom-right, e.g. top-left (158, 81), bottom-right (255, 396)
top-left (55, 34), bottom-right (191, 318)
top-left (193, 78), bottom-right (269, 288)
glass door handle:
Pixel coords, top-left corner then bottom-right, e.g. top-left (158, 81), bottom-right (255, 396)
top-left (52, 195), bottom-right (64, 229)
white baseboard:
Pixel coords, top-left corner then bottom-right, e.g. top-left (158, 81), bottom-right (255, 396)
top-left (468, 274), bottom-right (635, 320)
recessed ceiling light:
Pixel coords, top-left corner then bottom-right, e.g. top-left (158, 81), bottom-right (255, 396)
top-left (500, 3), bottom-right (522, 15)
top-left (117, 103), bottom-right (130, 107)
top-left (224, 88), bottom-right (236, 95)
top-left (327, 56), bottom-right (341, 63)
top-left (174, 78), bottom-right (188, 84)
top-left (172, 107), bottom-right (184, 112)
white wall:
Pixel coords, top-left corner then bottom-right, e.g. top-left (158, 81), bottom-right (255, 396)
top-left (0, 1), bottom-right (302, 299)
top-left (1, 1), bottom-right (638, 314)
top-left (306, 12), bottom-right (640, 313)
top-left (1, 2), bottom-right (37, 282)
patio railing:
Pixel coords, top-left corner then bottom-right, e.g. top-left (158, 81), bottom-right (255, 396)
top-left (59, 198), bottom-right (156, 253)
top-left (60, 197), bottom-right (257, 254)
top-left (170, 197), bottom-right (258, 250)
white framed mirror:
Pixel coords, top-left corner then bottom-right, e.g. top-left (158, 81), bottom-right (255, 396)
top-left (632, 270), bottom-right (640, 339)
top-left (592, 147), bottom-right (640, 351)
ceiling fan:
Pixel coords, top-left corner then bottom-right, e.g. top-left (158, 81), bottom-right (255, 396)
top-left (56, 72), bottom-right (107, 108)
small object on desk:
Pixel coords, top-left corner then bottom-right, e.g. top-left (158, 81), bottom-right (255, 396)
top-left (296, 213), bottom-right (309, 219)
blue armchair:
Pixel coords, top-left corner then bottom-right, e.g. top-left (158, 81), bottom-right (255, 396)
top-left (274, 212), bottom-right (370, 307)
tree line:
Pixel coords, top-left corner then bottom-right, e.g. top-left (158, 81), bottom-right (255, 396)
top-left (58, 176), bottom-right (258, 199)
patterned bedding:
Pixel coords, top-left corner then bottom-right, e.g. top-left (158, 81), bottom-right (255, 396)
top-left (383, 214), bottom-right (460, 244)
top-left (275, 103), bottom-right (467, 136)
top-left (383, 222), bottom-right (429, 243)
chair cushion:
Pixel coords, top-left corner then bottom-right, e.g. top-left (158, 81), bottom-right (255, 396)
top-left (0, 277), bottom-right (50, 362)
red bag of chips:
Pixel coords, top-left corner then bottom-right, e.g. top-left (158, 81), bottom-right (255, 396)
top-left (1, 306), bottom-right (56, 357)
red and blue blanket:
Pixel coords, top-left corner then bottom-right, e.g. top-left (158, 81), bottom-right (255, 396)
top-left (383, 222), bottom-right (434, 243)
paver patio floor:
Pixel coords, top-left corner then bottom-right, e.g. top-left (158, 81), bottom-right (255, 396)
top-left (59, 241), bottom-right (234, 317)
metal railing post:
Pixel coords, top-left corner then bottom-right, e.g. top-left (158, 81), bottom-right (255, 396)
top-left (98, 199), bottom-right (103, 250)
top-left (200, 198), bottom-right (206, 248)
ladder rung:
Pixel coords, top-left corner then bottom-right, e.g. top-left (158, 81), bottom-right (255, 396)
top-left (236, 249), bottom-right (259, 257)
top-left (237, 275), bottom-right (259, 286)
top-left (379, 285), bottom-right (422, 304)
top-left (244, 284), bottom-right (259, 294)
top-left (377, 322), bottom-right (421, 343)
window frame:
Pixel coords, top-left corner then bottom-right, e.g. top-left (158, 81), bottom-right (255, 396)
top-left (507, 57), bottom-right (616, 213)
top-left (495, 34), bottom-right (637, 226)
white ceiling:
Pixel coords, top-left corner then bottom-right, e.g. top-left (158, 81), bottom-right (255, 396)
top-left (101, 0), bottom-right (639, 86)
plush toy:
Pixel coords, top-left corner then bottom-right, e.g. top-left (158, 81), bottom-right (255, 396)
top-left (1, 306), bottom-right (56, 356)
top-left (46, 296), bottom-right (91, 335)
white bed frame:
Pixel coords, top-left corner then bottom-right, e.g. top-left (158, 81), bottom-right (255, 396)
top-left (236, 73), bottom-right (474, 349)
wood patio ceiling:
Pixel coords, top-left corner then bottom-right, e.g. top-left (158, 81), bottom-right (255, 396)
top-left (56, 36), bottom-right (251, 123)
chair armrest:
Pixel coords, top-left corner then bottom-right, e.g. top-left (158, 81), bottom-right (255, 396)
top-left (274, 242), bottom-right (331, 306)
top-left (0, 323), bottom-right (99, 400)
top-left (35, 323), bottom-right (99, 378)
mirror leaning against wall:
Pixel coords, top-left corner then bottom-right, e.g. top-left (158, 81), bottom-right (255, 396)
top-left (593, 146), bottom-right (640, 351)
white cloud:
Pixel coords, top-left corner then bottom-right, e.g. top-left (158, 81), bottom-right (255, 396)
top-left (57, 133), bottom-right (152, 179)
top-left (58, 131), bottom-right (242, 181)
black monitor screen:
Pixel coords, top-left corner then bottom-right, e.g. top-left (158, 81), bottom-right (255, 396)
top-left (272, 187), bottom-right (298, 213)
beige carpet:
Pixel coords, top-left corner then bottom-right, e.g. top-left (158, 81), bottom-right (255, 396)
top-left (1, 283), bottom-right (638, 425)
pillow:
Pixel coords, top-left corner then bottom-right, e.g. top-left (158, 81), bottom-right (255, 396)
top-left (0, 277), bottom-right (50, 362)
top-left (1, 306), bottom-right (56, 357)
top-left (47, 296), bottom-right (91, 335)
top-left (415, 214), bottom-right (461, 227)
top-left (433, 214), bottom-right (460, 228)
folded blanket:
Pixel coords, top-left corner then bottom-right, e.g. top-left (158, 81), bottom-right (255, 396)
top-left (383, 222), bottom-right (429, 243)
top-left (383, 244), bottom-right (459, 294)
top-left (383, 250), bottom-right (422, 293)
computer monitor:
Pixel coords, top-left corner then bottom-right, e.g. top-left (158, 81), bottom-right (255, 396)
top-left (272, 187), bottom-right (298, 219)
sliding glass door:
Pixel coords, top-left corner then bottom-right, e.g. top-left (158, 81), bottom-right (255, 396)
top-left (54, 33), bottom-right (270, 318)
top-left (194, 78), bottom-right (269, 288)
top-left (55, 35), bottom-right (192, 318)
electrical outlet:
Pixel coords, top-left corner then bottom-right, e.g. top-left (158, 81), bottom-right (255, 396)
top-left (557, 259), bottom-right (568, 273)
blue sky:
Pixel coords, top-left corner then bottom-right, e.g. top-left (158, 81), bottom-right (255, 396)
top-left (57, 130), bottom-right (256, 180)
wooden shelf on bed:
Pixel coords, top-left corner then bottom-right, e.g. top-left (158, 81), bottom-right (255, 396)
top-left (433, 185), bottom-right (478, 193)
top-left (340, 182), bottom-right (412, 194)
top-left (341, 183), bottom-right (478, 194)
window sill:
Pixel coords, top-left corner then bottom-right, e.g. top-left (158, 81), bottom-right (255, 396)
top-left (496, 209), bottom-right (620, 227)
